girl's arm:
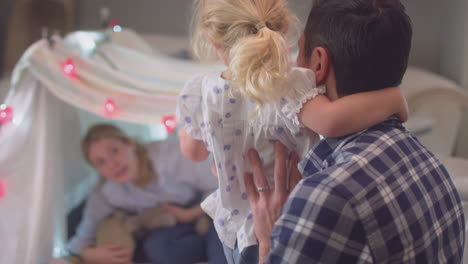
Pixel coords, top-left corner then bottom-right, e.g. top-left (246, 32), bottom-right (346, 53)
top-left (299, 87), bottom-right (408, 138)
top-left (178, 128), bottom-right (210, 162)
top-left (162, 203), bottom-right (204, 223)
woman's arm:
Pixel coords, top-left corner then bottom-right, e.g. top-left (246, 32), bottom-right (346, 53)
top-left (178, 128), bottom-right (210, 162)
top-left (72, 191), bottom-right (134, 264)
top-left (299, 87), bottom-right (408, 138)
top-left (68, 191), bottom-right (115, 255)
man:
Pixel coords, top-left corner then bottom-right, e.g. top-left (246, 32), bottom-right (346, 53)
top-left (244, 0), bottom-right (465, 263)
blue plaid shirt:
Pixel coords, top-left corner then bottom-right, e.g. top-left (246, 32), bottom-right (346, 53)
top-left (267, 118), bottom-right (465, 263)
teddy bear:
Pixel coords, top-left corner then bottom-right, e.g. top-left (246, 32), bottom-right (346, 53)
top-left (118, 204), bottom-right (212, 238)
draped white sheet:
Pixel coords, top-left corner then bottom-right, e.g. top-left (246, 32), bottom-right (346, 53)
top-left (0, 29), bottom-right (222, 263)
top-left (0, 77), bottom-right (80, 263)
top-left (22, 30), bottom-right (223, 125)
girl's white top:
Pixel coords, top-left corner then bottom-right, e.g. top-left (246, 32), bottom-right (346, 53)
top-left (176, 67), bottom-right (324, 251)
top-left (68, 137), bottom-right (217, 254)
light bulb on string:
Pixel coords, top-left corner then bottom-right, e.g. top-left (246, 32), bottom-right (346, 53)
top-left (0, 179), bottom-right (5, 199)
top-left (113, 25), bottom-right (122, 33)
top-left (108, 18), bottom-right (122, 32)
top-left (0, 104), bottom-right (13, 125)
top-left (104, 98), bottom-right (117, 117)
top-left (62, 58), bottom-right (77, 78)
top-left (162, 115), bottom-right (177, 134)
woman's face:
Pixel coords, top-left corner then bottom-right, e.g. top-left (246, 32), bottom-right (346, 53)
top-left (87, 137), bottom-right (139, 183)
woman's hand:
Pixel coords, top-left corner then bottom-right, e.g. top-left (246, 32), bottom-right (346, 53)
top-left (82, 245), bottom-right (132, 264)
top-left (163, 204), bottom-right (204, 223)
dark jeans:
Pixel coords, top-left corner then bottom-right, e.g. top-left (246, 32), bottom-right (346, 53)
top-left (144, 222), bottom-right (227, 264)
top-left (223, 243), bottom-right (259, 264)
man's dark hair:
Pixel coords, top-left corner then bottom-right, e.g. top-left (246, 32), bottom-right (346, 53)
top-left (304, 0), bottom-right (412, 96)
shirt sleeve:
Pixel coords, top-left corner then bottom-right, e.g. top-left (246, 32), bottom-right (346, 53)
top-left (281, 67), bottom-right (326, 133)
top-left (267, 172), bottom-right (369, 264)
top-left (176, 74), bottom-right (205, 140)
top-left (67, 189), bottom-right (115, 255)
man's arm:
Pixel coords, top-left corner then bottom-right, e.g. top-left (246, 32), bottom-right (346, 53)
top-left (245, 142), bottom-right (369, 264)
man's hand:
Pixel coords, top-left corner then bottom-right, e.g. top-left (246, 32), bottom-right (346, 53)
top-left (243, 142), bottom-right (302, 263)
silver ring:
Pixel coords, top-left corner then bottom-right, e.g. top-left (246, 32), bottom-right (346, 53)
top-left (256, 186), bottom-right (270, 192)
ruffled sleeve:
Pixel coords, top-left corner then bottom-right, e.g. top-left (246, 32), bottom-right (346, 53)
top-left (176, 74), bottom-right (205, 140)
top-left (281, 67), bottom-right (326, 131)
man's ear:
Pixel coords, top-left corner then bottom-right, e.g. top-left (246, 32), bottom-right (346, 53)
top-left (309, 47), bottom-right (330, 85)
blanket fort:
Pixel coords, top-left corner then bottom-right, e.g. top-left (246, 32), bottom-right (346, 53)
top-left (0, 28), bottom-right (222, 264)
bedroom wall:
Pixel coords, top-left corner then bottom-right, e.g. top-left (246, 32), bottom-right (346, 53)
top-left (0, 0), bottom-right (13, 77)
top-left (0, 0), bottom-right (459, 85)
top-left (439, 0), bottom-right (468, 88)
top-left (1, 0), bottom-right (76, 75)
top-left (76, 0), bottom-right (313, 35)
top-left (403, 0), bottom-right (443, 74)
top-left (75, 0), bottom-right (448, 76)
top-left (435, 0), bottom-right (468, 158)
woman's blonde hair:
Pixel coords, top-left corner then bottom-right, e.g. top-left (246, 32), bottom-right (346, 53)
top-left (191, 0), bottom-right (298, 106)
top-left (81, 123), bottom-right (155, 187)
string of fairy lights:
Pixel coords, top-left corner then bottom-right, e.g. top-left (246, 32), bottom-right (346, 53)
top-left (0, 19), bottom-right (178, 199)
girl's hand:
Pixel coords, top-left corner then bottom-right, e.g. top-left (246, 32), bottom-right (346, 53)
top-left (82, 245), bottom-right (132, 264)
top-left (163, 204), bottom-right (203, 223)
top-left (395, 94), bottom-right (409, 122)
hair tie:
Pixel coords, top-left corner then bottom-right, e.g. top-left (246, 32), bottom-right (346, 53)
top-left (255, 21), bottom-right (267, 31)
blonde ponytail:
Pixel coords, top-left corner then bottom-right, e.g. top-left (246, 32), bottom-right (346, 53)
top-left (229, 25), bottom-right (290, 105)
top-left (191, 0), bottom-right (297, 105)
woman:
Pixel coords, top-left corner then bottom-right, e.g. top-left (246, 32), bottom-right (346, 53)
top-left (67, 123), bottom-right (226, 264)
